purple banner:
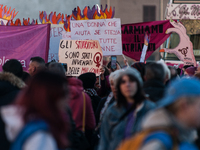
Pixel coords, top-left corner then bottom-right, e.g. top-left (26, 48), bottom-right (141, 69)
top-left (122, 20), bottom-right (173, 61)
top-left (0, 24), bottom-right (50, 71)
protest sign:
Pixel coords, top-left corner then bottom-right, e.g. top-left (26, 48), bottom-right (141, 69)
top-left (122, 20), bottom-right (173, 61)
top-left (0, 24), bottom-right (50, 71)
top-left (59, 40), bottom-right (103, 76)
top-left (160, 20), bottom-right (196, 67)
top-left (48, 24), bottom-right (64, 62)
top-left (70, 18), bottom-right (122, 56)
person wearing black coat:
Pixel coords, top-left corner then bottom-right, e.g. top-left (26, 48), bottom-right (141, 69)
top-left (78, 73), bottom-right (101, 113)
top-left (0, 59), bottom-right (26, 150)
top-left (143, 62), bottom-right (165, 103)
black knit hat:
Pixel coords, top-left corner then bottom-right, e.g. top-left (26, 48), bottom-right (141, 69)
top-left (78, 72), bottom-right (96, 89)
top-left (2, 59), bottom-right (23, 78)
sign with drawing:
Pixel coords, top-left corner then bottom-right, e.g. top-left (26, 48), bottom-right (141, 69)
top-left (59, 40), bottom-right (103, 76)
top-left (160, 20), bottom-right (197, 67)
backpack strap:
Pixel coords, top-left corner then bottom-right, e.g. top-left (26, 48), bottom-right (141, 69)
top-left (143, 131), bottom-right (174, 150)
top-left (10, 120), bottom-right (49, 150)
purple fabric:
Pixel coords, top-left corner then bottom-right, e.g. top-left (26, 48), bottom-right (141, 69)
top-left (0, 24), bottom-right (50, 71)
top-left (122, 20), bottom-right (174, 61)
top-left (124, 110), bottom-right (135, 139)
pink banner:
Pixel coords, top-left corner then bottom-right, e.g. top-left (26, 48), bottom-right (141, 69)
top-left (122, 20), bottom-right (173, 61)
top-left (0, 24), bottom-right (50, 71)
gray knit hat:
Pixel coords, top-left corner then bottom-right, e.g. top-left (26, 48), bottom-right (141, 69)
top-left (114, 67), bottom-right (143, 87)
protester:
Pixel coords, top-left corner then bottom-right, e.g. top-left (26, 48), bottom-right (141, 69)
top-left (157, 60), bottom-right (171, 84)
top-left (168, 66), bottom-right (178, 80)
top-left (97, 61), bottom-right (121, 98)
top-left (117, 78), bottom-right (200, 150)
top-left (48, 62), bottom-right (66, 77)
top-left (28, 56), bottom-right (46, 76)
top-left (131, 62), bottom-right (145, 81)
top-left (68, 77), bottom-right (96, 131)
top-left (78, 72), bottom-right (101, 113)
top-left (143, 62), bottom-right (165, 102)
top-left (1, 71), bottom-right (70, 150)
top-left (98, 67), bottom-right (155, 150)
top-left (0, 59), bottom-right (26, 150)
top-left (22, 71), bottom-right (31, 84)
top-left (95, 69), bottom-right (122, 125)
top-left (185, 66), bottom-right (196, 77)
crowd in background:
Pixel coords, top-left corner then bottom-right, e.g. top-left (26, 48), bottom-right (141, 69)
top-left (1, 57), bottom-right (200, 150)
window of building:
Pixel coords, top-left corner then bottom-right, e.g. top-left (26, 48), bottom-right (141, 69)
top-left (143, 6), bottom-right (156, 22)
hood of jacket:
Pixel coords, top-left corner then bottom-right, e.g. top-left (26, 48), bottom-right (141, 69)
top-left (0, 72), bottom-right (26, 106)
top-left (0, 72), bottom-right (26, 89)
top-left (142, 108), bottom-right (197, 143)
top-left (68, 78), bottom-right (84, 99)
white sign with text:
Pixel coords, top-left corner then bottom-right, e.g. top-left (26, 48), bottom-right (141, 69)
top-left (59, 40), bottom-right (103, 76)
top-left (70, 18), bottom-right (122, 56)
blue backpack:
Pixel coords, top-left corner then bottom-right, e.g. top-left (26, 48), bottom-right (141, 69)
top-left (10, 120), bottom-right (59, 150)
top-left (144, 131), bottom-right (199, 150)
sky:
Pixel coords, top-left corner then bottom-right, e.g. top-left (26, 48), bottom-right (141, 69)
top-left (0, 0), bottom-right (100, 21)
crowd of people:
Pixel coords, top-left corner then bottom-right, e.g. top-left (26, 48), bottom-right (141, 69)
top-left (1, 57), bottom-right (200, 150)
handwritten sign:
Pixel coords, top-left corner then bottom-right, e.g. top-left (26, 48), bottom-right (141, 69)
top-left (166, 4), bottom-right (200, 20)
top-left (160, 20), bottom-right (197, 67)
top-left (59, 40), bottom-right (103, 76)
top-left (70, 18), bottom-right (122, 56)
top-left (49, 24), bottom-right (64, 62)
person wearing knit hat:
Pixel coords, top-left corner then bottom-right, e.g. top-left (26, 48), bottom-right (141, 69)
top-left (98, 67), bottom-right (156, 150)
top-left (137, 78), bottom-right (200, 150)
top-left (185, 66), bottom-right (196, 76)
top-left (78, 72), bottom-right (101, 113)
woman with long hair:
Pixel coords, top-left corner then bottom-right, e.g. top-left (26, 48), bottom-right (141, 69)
top-left (98, 67), bottom-right (156, 150)
top-left (1, 71), bottom-right (70, 150)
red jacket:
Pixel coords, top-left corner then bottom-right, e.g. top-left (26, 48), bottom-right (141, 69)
top-left (68, 78), bottom-right (96, 131)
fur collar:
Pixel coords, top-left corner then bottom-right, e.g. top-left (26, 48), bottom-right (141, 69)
top-left (0, 72), bottom-right (26, 89)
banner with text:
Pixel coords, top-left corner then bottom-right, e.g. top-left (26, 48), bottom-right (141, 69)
top-left (122, 20), bottom-right (173, 61)
top-left (0, 24), bottom-right (50, 71)
top-left (71, 18), bottom-right (122, 56)
top-left (59, 40), bottom-right (103, 76)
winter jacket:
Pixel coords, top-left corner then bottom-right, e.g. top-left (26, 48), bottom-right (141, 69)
top-left (143, 79), bottom-right (165, 103)
top-left (0, 72), bottom-right (25, 150)
top-left (98, 100), bottom-right (156, 150)
top-left (1, 105), bottom-right (58, 150)
top-left (140, 108), bottom-right (198, 150)
top-left (0, 72), bottom-right (25, 106)
top-left (68, 78), bottom-right (96, 131)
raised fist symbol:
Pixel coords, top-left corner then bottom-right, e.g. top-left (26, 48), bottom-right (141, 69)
top-left (160, 20), bottom-right (196, 67)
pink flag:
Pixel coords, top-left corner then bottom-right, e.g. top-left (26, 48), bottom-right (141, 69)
top-left (122, 20), bottom-right (173, 61)
top-left (0, 24), bottom-right (50, 71)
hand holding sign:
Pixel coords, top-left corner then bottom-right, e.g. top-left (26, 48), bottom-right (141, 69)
top-left (159, 20), bottom-right (197, 67)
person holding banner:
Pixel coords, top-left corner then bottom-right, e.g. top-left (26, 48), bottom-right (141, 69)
top-left (98, 67), bottom-right (155, 150)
